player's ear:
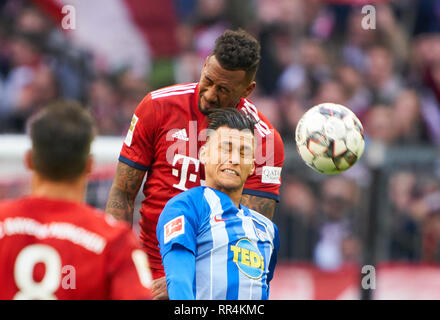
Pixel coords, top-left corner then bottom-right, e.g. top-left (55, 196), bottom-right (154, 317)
top-left (249, 159), bottom-right (256, 177)
top-left (24, 149), bottom-right (34, 171)
top-left (85, 155), bottom-right (94, 175)
top-left (243, 81), bottom-right (256, 98)
top-left (199, 145), bottom-right (207, 165)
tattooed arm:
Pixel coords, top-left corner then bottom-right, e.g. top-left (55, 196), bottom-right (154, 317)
top-left (106, 161), bottom-right (146, 226)
top-left (240, 194), bottom-right (276, 220)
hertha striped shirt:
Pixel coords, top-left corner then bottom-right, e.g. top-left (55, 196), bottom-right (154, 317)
top-left (157, 186), bottom-right (280, 300)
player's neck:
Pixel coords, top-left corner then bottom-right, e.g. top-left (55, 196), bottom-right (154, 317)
top-left (207, 184), bottom-right (242, 208)
top-left (31, 173), bottom-right (87, 203)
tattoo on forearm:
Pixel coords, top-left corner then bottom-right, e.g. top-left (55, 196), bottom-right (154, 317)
top-left (106, 186), bottom-right (135, 222)
top-left (105, 162), bottom-right (145, 224)
top-left (240, 194), bottom-right (276, 220)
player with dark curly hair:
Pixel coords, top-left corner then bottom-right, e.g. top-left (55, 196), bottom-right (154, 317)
top-left (105, 29), bottom-right (285, 299)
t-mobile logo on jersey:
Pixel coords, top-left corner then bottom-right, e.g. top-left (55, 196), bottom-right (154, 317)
top-left (172, 154), bottom-right (206, 191)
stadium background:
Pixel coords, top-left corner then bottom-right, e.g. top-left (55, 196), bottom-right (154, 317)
top-left (1, 0), bottom-right (440, 299)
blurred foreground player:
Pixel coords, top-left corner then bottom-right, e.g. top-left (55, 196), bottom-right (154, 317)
top-left (157, 109), bottom-right (279, 299)
top-left (0, 101), bottom-right (152, 300)
top-left (106, 29), bottom-right (284, 299)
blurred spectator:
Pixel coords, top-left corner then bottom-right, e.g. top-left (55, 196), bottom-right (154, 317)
top-left (393, 89), bottom-right (432, 145)
top-left (0, 33), bottom-right (59, 132)
top-left (280, 94), bottom-right (306, 138)
top-left (364, 105), bottom-right (399, 145)
top-left (336, 64), bottom-right (371, 118)
top-left (274, 177), bottom-right (319, 261)
top-left (313, 80), bottom-right (347, 106)
top-left (387, 171), bottom-right (421, 261)
top-left (174, 51), bottom-right (204, 84)
top-left (413, 0), bottom-right (440, 35)
top-left (278, 39), bottom-right (332, 99)
top-left (417, 179), bottom-right (440, 262)
top-left (313, 176), bottom-right (361, 270)
top-left (87, 76), bottom-right (122, 135)
top-left (365, 46), bottom-right (403, 105)
top-left (375, 4), bottom-right (409, 70)
top-left (118, 70), bottom-right (149, 132)
top-left (422, 212), bottom-right (440, 263)
top-left (192, 0), bottom-right (230, 60)
top-left (341, 8), bottom-right (376, 72)
top-left (418, 61), bottom-right (440, 145)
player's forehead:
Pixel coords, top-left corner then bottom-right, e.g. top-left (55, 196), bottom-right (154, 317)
top-left (203, 55), bottom-right (247, 86)
top-left (208, 126), bottom-right (254, 147)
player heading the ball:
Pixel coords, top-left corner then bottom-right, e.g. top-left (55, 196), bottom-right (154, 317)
top-left (157, 108), bottom-right (280, 300)
top-left (105, 29), bottom-right (284, 299)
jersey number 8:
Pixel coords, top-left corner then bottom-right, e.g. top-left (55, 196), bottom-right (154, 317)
top-left (13, 244), bottom-right (61, 300)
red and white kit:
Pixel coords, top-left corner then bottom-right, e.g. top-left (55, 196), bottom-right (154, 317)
top-left (0, 197), bottom-right (152, 300)
top-left (120, 83), bottom-right (285, 278)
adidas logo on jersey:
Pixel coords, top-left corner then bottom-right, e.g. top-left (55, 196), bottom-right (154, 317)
top-left (172, 129), bottom-right (189, 141)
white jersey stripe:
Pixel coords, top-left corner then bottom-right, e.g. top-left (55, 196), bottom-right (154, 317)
top-left (237, 209), bottom-right (269, 300)
top-left (151, 89), bottom-right (195, 100)
top-left (237, 209), bottom-right (257, 299)
top-left (204, 188), bottom-right (229, 300)
top-left (151, 82), bottom-right (196, 94)
top-left (151, 83), bottom-right (197, 96)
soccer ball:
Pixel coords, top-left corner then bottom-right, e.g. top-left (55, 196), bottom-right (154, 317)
top-left (295, 103), bottom-right (365, 174)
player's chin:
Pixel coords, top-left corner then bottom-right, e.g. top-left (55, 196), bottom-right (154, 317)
top-left (217, 176), bottom-right (243, 191)
top-left (198, 99), bottom-right (221, 115)
top-left (200, 106), bottom-right (220, 116)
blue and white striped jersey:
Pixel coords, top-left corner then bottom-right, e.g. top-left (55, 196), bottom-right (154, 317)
top-left (157, 186), bottom-right (280, 300)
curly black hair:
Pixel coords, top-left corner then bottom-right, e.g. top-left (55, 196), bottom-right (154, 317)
top-left (212, 29), bottom-right (261, 82)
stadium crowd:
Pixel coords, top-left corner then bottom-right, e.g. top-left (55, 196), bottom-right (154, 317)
top-left (0, 0), bottom-right (440, 269)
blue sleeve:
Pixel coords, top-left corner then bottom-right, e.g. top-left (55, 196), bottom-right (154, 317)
top-left (163, 245), bottom-right (196, 300)
top-left (267, 224), bottom-right (280, 285)
top-left (157, 193), bottom-right (199, 258)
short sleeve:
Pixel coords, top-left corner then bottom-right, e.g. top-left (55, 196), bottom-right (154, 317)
top-left (157, 194), bottom-right (199, 258)
top-left (243, 127), bottom-right (285, 202)
top-left (107, 229), bottom-right (153, 300)
top-left (119, 94), bottom-right (158, 170)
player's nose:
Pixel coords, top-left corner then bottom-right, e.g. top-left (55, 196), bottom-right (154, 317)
top-left (229, 148), bottom-right (241, 164)
top-left (203, 88), bottom-right (218, 107)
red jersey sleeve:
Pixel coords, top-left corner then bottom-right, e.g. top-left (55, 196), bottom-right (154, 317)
top-left (243, 122), bottom-right (285, 202)
top-left (119, 94), bottom-right (159, 170)
top-left (106, 229), bottom-right (153, 300)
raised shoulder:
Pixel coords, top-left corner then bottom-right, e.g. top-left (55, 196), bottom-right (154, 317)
top-left (240, 98), bottom-right (277, 138)
top-left (149, 83), bottom-right (198, 101)
top-left (164, 186), bottom-right (205, 212)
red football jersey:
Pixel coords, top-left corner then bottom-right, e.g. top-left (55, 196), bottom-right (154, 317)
top-left (0, 197), bottom-right (153, 300)
top-left (119, 83), bottom-right (285, 278)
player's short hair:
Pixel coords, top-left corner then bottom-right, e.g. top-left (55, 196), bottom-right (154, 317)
top-left (212, 29), bottom-right (261, 83)
top-left (27, 100), bottom-right (96, 181)
top-left (207, 108), bottom-right (255, 136)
